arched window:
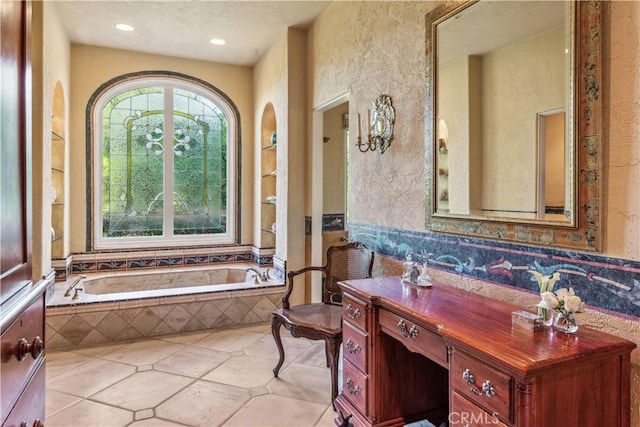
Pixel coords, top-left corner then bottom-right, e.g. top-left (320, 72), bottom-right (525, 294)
top-left (89, 73), bottom-right (239, 249)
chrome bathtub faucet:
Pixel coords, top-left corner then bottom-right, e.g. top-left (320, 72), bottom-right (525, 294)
top-left (245, 267), bottom-right (270, 283)
top-left (64, 274), bottom-right (87, 297)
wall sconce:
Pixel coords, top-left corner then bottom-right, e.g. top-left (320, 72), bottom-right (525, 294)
top-left (356, 95), bottom-right (395, 153)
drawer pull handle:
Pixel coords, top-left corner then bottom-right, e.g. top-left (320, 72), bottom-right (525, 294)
top-left (482, 380), bottom-right (496, 397)
top-left (345, 378), bottom-right (361, 396)
top-left (397, 319), bottom-right (419, 339)
top-left (345, 339), bottom-right (361, 355)
top-left (462, 368), bottom-right (496, 398)
top-left (346, 304), bottom-right (361, 320)
top-left (16, 336), bottom-right (44, 361)
top-left (20, 420), bottom-right (44, 427)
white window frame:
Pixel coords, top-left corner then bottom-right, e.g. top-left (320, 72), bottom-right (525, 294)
top-left (92, 76), bottom-right (237, 249)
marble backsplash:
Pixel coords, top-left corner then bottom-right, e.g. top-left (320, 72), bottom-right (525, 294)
top-left (349, 222), bottom-right (640, 319)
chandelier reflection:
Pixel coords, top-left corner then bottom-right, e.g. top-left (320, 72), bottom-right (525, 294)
top-left (356, 95), bottom-right (395, 154)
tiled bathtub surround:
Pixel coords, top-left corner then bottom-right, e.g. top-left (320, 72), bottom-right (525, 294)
top-left (47, 265), bottom-right (284, 350)
top-left (349, 223), bottom-right (640, 319)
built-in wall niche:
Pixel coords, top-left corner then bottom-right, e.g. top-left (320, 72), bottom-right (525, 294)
top-left (260, 103), bottom-right (277, 249)
top-left (51, 81), bottom-right (66, 260)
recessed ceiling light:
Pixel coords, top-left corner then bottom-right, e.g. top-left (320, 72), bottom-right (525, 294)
top-left (210, 38), bottom-right (226, 46)
top-left (115, 23), bottom-right (134, 32)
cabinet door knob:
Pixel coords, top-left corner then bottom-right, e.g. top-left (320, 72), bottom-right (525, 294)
top-left (16, 336), bottom-right (44, 361)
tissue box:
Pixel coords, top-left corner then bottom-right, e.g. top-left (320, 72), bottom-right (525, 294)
top-left (512, 310), bottom-right (543, 332)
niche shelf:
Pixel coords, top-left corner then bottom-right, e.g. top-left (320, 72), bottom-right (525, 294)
top-left (51, 130), bottom-right (65, 258)
top-left (437, 118), bottom-right (450, 212)
top-left (260, 103), bottom-right (277, 249)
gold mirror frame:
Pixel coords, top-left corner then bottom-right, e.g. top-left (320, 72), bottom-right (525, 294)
top-left (425, 0), bottom-right (602, 251)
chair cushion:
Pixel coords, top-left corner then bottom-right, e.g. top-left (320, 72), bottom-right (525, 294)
top-left (273, 303), bottom-right (343, 335)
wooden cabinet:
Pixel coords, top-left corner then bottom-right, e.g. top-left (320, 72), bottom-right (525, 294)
top-left (1, 294), bottom-right (46, 427)
top-left (334, 277), bottom-right (636, 427)
top-left (1, 1), bottom-right (47, 425)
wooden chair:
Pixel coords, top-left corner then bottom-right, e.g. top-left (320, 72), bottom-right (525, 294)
top-left (271, 242), bottom-right (374, 405)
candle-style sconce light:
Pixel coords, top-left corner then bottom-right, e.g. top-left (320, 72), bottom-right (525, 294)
top-left (356, 95), bottom-right (395, 153)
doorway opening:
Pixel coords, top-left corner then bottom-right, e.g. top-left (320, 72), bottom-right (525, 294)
top-left (536, 109), bottom-right (565, 220)
top-left (310, 94), bottom-right (349, 302)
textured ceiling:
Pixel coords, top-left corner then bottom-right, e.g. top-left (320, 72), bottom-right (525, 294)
top-left (54, 1), bottom-right (332, 66)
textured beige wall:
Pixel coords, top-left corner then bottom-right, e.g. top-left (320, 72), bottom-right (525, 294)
top-left (253, 29), bottom-right (307, 304)
top-left (605, 1), bottom-right (640, 260)
top-left (323, 103), bottom-right (348, 214)
top-left (309, 1), bottom-right (436, 230)
top-left (68, 45), bottom-right (254, 252)
top-left (285, 28), bottom-right (308, 276)
top-left (30, 2), bottom-right (72, 278)
top-left (254, 32), bottom-right (288, 253)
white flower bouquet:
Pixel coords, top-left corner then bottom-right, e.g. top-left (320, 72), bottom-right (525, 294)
top-left (538, 287), bottom-right (585, 333)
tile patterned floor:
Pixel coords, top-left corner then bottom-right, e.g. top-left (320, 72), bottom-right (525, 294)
top-left (45, 322), bottom-right (340, 427)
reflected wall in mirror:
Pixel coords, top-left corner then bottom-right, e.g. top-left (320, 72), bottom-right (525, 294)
top-left (425, 0), bottom-right (603, 251)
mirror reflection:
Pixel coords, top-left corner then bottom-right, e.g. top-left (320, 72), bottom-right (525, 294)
top-left (435, 1), bottom-right (573, 224)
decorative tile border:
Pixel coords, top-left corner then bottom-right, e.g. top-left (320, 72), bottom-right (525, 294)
top-left (349, 223), bottom-right (640, 319)
top-left (52, 256), bottom-right (72, 281)
top-left (305, 214), bottom-right (346, 236)
top-left (323, 213), bottom-right (345, 231)
top-left (273, 256), bottom-right (286, 283)
top-left (71, 245), bottom-right (257, 274)
top-left (252, 246), bottom-right (275, 266)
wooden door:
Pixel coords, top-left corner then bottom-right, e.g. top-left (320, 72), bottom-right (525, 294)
top-left (1, 0), bottom-right (32, 310)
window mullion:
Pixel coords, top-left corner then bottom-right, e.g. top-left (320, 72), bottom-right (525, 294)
top-left (163, 87), bottom-right (174, 238)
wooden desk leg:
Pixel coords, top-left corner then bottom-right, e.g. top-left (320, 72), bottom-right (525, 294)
top-left (271, 317), bottom-right (285, 377)
top-left (334, 407), bottom-right (352, 427)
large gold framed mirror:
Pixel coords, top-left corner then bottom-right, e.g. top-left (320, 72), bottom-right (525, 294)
top-left (425, 0), bottom-right (602, 251)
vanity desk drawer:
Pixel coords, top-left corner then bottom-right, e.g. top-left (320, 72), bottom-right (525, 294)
top-left (378, 308), bottom-right (447, 367)
top-left (343, 321), bottom-right (367, 372)
top-left (343, 295), bottom-right (368, 332)
top-left (343, 359), bottom-right (368, 414)
top-left (451, 391), bottom-right (508, 427)
top-left (451, 350), bottom-right (512, 424)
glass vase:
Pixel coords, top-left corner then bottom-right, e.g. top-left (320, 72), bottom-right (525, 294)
top-left (537, 305), bottom-right (553, 327)
top-left (553, 312), bottom-right (578, 334)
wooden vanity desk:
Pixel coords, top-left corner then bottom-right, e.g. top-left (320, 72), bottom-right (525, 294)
top-left (334, 277), bottom-right (636, 427)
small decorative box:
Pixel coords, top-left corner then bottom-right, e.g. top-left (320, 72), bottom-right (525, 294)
top-left (512, 310), bottom-right (543, 332)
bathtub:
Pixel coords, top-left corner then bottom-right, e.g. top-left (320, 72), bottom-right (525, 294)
top-left (80, 266), bottom-right (272, 297)
top-left (46, 264), bottom-right (284, 349)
